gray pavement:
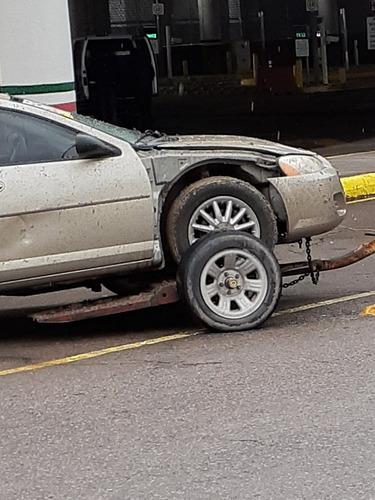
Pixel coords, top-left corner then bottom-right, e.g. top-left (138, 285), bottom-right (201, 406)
top-left (325, 149), bottom-right (375, 177)
top-left (1, 76), bottom-right (375, 500)
top-left (0, 137), bottom-right (374, 500)
top-left (1, 308), bottom-right (374, 500)
top-left (316, 137), bottom-right (375, 159)
top-left (0, 196), bottom-right (374, 500)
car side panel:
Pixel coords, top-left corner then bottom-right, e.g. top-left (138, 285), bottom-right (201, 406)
top-left (0, 154), bottom-right (155, 283)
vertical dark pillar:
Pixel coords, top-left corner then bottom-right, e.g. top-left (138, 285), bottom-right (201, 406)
top-left (319, 0), bottom-right (339, 34)
top-left (220, 0), bottom-right (230, 41)
top-left (68, 0), bottom-right (110, 38)
top-left (156, 0), bottom-right (172, 77)
top-left (240, 0), bottom-right (261, 41)
top-left (309, 10), bottom-right (320, 84)
top-left (198, 0), bottom-right (222, 41)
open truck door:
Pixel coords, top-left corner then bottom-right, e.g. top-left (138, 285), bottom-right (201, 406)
top-left (73, 34), bottom-right (158, 128)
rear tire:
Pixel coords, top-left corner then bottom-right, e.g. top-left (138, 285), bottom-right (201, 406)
top-left (177, 231), bottom-right (281, 331)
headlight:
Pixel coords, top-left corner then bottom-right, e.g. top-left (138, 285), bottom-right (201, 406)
top-left (278, 155), bottom-right (323, 176)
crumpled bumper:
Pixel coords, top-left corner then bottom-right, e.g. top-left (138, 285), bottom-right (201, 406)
top-left (269, 163), bottom-right (347, 242)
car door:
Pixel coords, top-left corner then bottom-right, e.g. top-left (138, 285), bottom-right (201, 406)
top-left (0, 106), bottom-right (154, 285)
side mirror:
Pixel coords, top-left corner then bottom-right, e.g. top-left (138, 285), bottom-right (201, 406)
top-left (75, 133), bottom-right (120, 159)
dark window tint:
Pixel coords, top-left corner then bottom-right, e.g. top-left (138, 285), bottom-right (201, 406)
top-left (0, 109), bottom-right (80, 166)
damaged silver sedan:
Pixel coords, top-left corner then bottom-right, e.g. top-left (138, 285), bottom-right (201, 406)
top-left (0, 94), bottom-right (346, 329)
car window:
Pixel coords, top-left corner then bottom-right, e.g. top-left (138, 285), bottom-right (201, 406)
top-left (0, 109), bottom-right (80, 166)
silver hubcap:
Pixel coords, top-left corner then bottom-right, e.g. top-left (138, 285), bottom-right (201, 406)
top-left (200, 248), bottom-right (268, 320)
top-left (188, 196), bottom-right (260, 245)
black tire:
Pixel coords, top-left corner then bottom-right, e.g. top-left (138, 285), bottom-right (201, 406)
top-left (177, 231), bottom-right (281, 332)
top-left (166, 176), bottom-right (277, 263)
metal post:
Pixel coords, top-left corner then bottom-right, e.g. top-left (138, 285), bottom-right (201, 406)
top-left (155, 0), bottom-right (171, 78)
top-left (182, 60), bottom-right (189, 77)
top-left (309, 11), bottom-right (320, 85)
top-left (165, 25), bottom-right (173, 78)
top-left (156, 14), bottom-right (166, 77)
top-left (306, 56), bottom-right (310, 85)
top-left (252, 53), bottom-right (259, 85)
top-left (354, 40), bottom-right (359, 66)
top-left (320, 21), bottom-right (329, 85)
top-left (258, 11), bottom-right (265, 50)
top-left (226, 51), bottom-right (233, 74)
top-left (258, 11), bottom-right (266, 65)
top-left (340, 8), bottom-right (349, 70)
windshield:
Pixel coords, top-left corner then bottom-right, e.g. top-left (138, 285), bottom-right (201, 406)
top-left (72, 114), bottom-right (143, 144)
top-left (12, 95), bottom-right (144, 145)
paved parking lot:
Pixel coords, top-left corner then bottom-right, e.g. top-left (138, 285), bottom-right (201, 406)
top-left (0, 183), bottom-right (374, 498)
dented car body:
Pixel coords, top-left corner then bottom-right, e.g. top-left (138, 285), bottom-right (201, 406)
top-left (0, 94), bottom-right (346, 295)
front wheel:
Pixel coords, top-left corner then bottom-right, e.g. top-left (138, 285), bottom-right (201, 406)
top-left (177, 232), bottom-right (281, 332)
top-left (166, 176), bottom-right (277, 263)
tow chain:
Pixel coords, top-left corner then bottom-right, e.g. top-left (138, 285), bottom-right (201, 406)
top-left (282, 237), bottom-right (320, 289)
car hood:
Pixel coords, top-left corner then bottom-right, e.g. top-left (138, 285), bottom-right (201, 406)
top-left (152, 134), bottom-right (313, 157)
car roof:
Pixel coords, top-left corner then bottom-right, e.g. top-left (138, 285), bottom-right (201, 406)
top-left (0, 94), bottom-right (75, 120)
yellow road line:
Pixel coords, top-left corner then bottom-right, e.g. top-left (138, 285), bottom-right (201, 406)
top-left (274, 290), bottom-right (375, 317)
top-left (0, 330), bottom-right (203, 377)
top-left (1, 291), bottom-right (374, 378)
top-left (328, 150), bottom-right (375, 159)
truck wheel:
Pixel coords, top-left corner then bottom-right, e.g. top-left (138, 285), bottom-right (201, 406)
top-left (177, 232), bottom-right (281, 332)
top-left (166, 176), bottom-right (277, 263)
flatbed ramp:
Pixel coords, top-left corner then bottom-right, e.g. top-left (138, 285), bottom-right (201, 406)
top-left (30, 238), bottom-right (375, 325)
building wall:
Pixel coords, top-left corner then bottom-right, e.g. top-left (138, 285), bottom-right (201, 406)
top-left (109, 0), bottom-right (235, 43)
top-left (0, 0), bottom-right (76, 109)
top-left (68, 0), bottom-right (110, 38)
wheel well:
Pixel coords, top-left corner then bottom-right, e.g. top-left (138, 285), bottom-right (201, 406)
top-left (160, 162), bottom-right (280, 257)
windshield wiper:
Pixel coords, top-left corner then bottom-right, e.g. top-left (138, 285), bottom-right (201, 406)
top-left (133, 130), bottom-right (180, 150)
top-left (134, 130), bottom-right (165, 144)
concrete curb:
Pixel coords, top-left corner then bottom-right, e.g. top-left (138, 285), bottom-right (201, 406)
top-left (341, 173), bottom-right (375, 201)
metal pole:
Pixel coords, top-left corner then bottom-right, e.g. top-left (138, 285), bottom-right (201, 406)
top-left (320, 21), bottom-right (329, 85)
top-left (309, 11), bottom-right (320, 85)
top-left (340, 8), bottom-right (349, 70)
top-left (165, 25), bottom-right (173, 78)
top-left (354, 40), bottom-right (359, 66)
top-left (155, 0), bottom-right (171, 78)
top-left (258, 11), bottom-right (265, 50)
top-left (258, 11), bottom-right (266, 65)
top-left (306, 56), bottom-right (310, 85)
top-left (156, 14), bottom-right (166, 77)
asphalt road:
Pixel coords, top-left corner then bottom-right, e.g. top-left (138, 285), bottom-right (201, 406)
top-left (0, 158), bottom-right (374, 497)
